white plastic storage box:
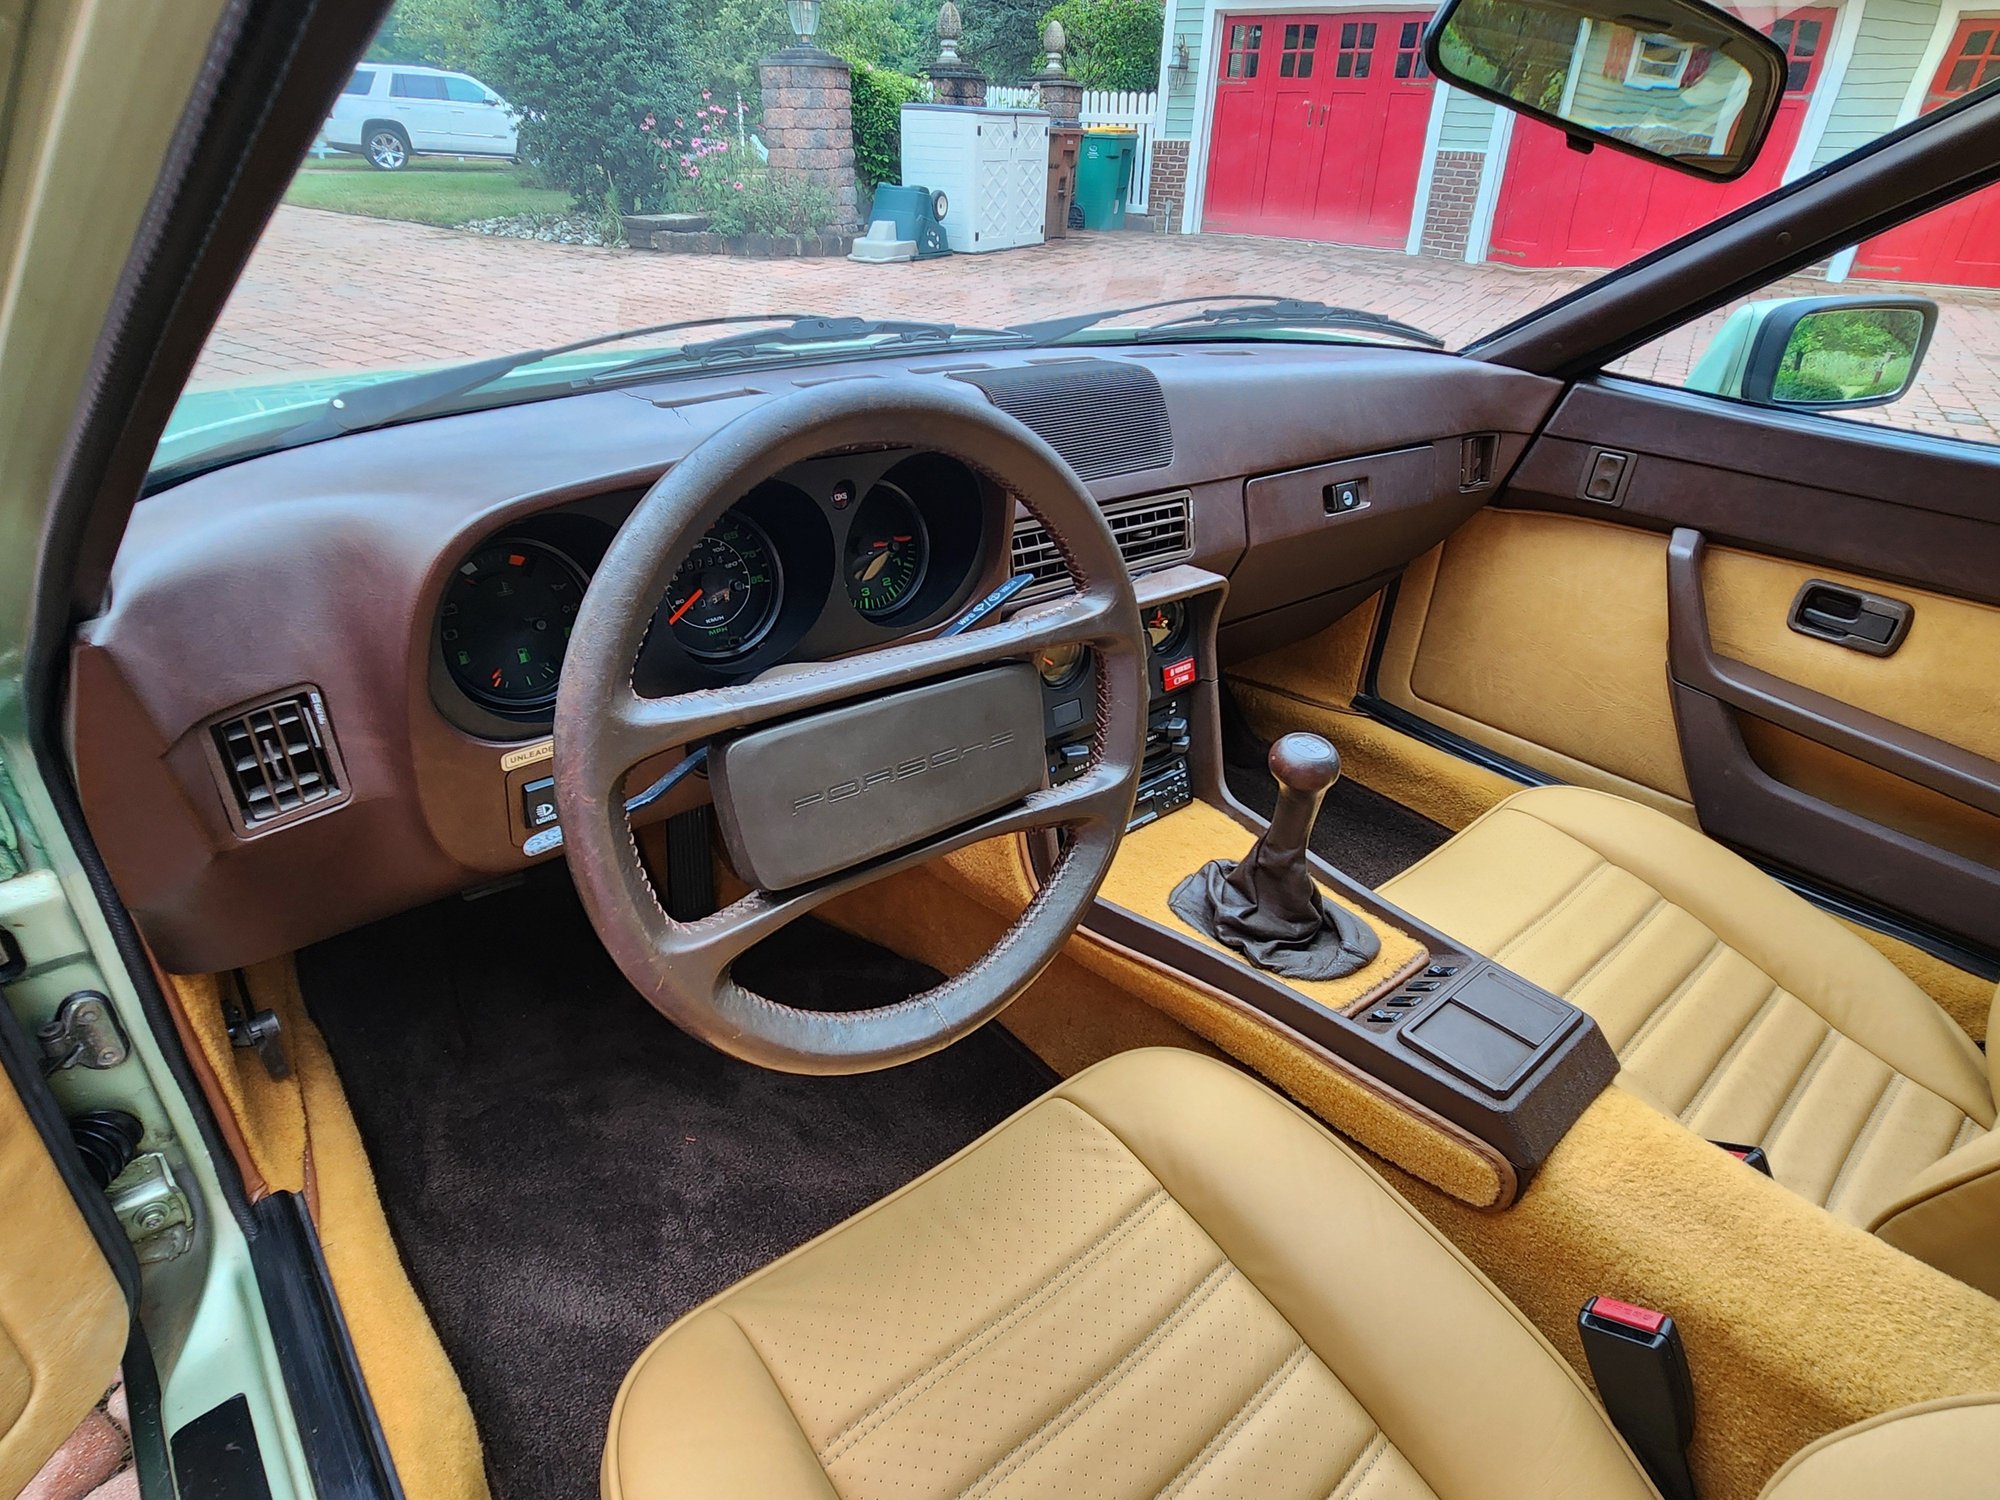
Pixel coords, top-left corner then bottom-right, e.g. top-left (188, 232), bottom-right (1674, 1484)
top-left (899, 104), bottom-right (1051, 254)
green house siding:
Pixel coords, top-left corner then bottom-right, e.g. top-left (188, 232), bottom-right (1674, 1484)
top-left (1813, 0), bottom-right (1937, 166)
top-left (1438, 86), bottom-right (1496, 150)
top-left (1164, 0), bottom-right (1206, 138)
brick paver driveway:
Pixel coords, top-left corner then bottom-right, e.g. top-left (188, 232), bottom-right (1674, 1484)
top-left (198, 206), bottom-right (2000, 444)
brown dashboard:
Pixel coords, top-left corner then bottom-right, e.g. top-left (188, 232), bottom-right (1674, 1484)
top-left (72, 345), bottom-right (1557, 973)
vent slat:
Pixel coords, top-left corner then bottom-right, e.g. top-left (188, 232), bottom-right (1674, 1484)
top-left (210, 692), bottom-right (342, 830)
top-left (954, 362), bottom-right (1173, 481)
top-left (1011, 491), bottom-right (1194, 602)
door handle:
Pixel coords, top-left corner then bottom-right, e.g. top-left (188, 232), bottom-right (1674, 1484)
top-left (1787, 581), bottom-right (1913, 657)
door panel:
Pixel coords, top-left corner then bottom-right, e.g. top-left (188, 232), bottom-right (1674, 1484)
top-left (0, 1071), bottom-right (127, 1496)
top-left (1378, 378), bottom-right (2000, 951)
top-left (1375, 509), bottom-right (1694, 816)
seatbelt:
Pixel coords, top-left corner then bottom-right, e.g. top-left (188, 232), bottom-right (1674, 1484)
top-left (1579, 1295), bottom-right (1697, 1500)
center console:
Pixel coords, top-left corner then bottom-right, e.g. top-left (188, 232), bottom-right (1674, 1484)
top-left (1017, 564), bottom-right (1618, 1203)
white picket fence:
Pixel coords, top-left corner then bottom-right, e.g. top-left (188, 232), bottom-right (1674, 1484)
top-left (983, 85), bottom-right (1163, 213)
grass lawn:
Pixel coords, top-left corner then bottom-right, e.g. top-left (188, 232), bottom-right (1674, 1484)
top-left (283, 156), bottom-right (571, 229)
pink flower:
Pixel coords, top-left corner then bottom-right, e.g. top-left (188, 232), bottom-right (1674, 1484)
top-left (734, 182), bottom-right (745, 191)
top-left (702, 91), bottom-right (711, 100)
top-left (689, 166), bottom-right (700, 179)
top-left (641, 112), bottom-right (656, 130)
top-left (674, 118), bottom-right (684, 128)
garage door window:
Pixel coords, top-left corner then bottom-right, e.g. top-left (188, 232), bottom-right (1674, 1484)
top-left (1279, 25), bottom-right (1319, 79)
top-left (1335, 23), bottom-right (1377, 78)
top-left (1226, 24), bottom-right (1263, 79)
top-left (1393, 22), bottom-right (1430, 80)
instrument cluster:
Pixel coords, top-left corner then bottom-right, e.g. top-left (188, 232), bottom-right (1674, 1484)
top-left (433, 450), bottom-right (998, 735)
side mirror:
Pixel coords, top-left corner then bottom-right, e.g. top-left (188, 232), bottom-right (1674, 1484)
top-left (1687, 296), bottom-right (1939, 411)
top-left (1424, 0), bottom-right (1788, 180)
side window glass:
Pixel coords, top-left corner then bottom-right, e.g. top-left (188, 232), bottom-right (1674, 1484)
top-left (1609, 186), bottom-right (1997, 444)
top-left (391, 73), bottom-right (448, 100)
top-left (342, 69), bottom-right (376, 97)
top-left (444, 78), bottom-right (486, 103)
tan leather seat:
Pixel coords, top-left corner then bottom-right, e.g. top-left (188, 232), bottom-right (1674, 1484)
top-left (603, 1048), bottom-right (1657, 1499)
top-left (1759, 1394), bottom-right (2000, 1499)
top-left (1381, 786), bottom-right (2000, 1294)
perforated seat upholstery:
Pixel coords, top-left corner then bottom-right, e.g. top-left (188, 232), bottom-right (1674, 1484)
top-left (602, 1048), bottom-right (1657, 1500)
top-left (1381, 786), bottom-right (2000, 1294)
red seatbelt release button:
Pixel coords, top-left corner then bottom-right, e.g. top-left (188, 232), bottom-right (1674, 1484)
top-left (1587, 1296), bottom-right (1667, 1335)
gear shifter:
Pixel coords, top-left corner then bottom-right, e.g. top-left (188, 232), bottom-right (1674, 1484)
top-left (1169, 733), bottom-right (1381, 981)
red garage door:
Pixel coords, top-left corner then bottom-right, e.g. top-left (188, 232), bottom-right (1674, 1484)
top-left (1854, 20), bottom-right (2000, 287)
top-left (1487, 6), bottom-right (1833, 269)
top-left (1204, 12), bottom-right (1436, 246)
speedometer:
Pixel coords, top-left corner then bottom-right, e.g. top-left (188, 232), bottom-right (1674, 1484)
top-left (662, 510), bottom-right (784, 661)
top-left (439, 538), bottom-right (586, 713)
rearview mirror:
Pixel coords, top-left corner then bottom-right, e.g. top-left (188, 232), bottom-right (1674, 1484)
top-left (1688, 296), bottom-right (1939, 410)
top-left (1424, 0), bottom-right (1788, 180)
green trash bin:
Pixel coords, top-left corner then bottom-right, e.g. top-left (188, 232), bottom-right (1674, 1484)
top-left (1075, 127), bottom-right (1136, 230)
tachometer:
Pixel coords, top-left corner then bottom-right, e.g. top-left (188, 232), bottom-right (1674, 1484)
top-left (663, 510), bottom-right (783, 661)
top-left (439, 538), bottom-right (587, 713)
top-left (844, 483), bottom-right (930, 619)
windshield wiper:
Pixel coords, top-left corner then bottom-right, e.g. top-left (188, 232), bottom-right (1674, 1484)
top-left (1013, 296), bottom-right (1443, 349)
top-left (285, 313), bottom-right (831, 444)
top-left (571, 315), bottom-right (1031, 387)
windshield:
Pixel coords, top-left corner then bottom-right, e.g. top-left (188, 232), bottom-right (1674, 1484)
top-left (162, 0), bottom-right (1993, 480)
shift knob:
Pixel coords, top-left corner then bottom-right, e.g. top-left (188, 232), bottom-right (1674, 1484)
top-left (1270, 733), bottom-right (1341, 796)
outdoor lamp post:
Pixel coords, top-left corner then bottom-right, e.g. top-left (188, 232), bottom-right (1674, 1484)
top-left (785, 0), bottom-right (821, 45)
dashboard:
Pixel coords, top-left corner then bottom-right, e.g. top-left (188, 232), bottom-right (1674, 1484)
top-left (429, 449), bottom-right (998, 739)
top-left (72, 345), bottom-right (1560, 973)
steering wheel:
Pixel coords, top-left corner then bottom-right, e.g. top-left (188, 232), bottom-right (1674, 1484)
top-left (553, 378), bottom-right (1146, 1074)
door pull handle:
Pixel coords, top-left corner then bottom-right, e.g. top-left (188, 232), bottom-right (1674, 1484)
top-left (1787, 581), bottom-right (1914, 657)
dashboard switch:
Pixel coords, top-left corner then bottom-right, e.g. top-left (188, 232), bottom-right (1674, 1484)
top-left (521, 776), bottom-right (559, 830)
top-left (1161, 656), bottom-right (1197, 693)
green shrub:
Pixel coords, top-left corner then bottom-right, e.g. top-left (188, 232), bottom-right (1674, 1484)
top-left (850, 62), bottom-right (924, 190)
top-left (1042, 0), bottom-right (1163, 92)
top-left (482, 0), bottom-right (698, 217)
top-left (690, 148), bottom-right (837, 238)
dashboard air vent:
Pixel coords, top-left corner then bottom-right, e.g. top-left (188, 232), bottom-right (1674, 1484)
top-left (1011, 490), bottom-right (1195, 601)
top-left (207, 689), bottom-right (348, 835)
top-left (954, 361), bottom-right (1173, 480)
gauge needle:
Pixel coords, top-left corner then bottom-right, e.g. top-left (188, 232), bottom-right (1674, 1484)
top-left (861, 552), bottom-right (890, 583)
top-left (667, 589), bottom-right (703, 625)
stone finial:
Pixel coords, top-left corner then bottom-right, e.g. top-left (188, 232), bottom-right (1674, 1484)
top-left (1041, 19), bottom-right (1067, 77)
top-left (937, 1), bottom-right (963, 64)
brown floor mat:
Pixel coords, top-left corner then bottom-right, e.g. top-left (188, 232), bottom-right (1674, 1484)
top-left (298, 869), bottom-right (1055, 1500)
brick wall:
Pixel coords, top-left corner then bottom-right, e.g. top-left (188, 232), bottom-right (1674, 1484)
top-left (1148, 140), bottom-right (1191, 231)
top-left (1417, 149), bottom-right (1485, 260)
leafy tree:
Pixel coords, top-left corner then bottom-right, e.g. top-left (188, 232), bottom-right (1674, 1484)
top-left (368, 0), bottom-right (497, 73)
top-left (682, 0), bottom-right (794, 102)
top-left (1042, 0), bottom-right (1162, 91)
top-left (848, 61), bottom-right (925, 190)
top-left (824, 0), bottom-right (933, 74)
top-left (961, 0), bottom-right (1047, 82)
top-left (483, 0), bottom-right (701, 217)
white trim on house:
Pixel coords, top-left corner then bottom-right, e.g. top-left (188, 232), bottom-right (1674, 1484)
top-left (1785, 0), bottom-right (1870, 183)
top-left (1827, 0), bottom-right (1987, 277)
top-left (1404, 83), bottom-right (1456, 254)
top-left (1179, 0), bottom-right (1443, 237)
top-left (1463, 107), bottom-right (1513, 263)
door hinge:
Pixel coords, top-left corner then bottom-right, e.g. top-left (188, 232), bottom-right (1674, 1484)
top-left (109, 1152), bottom-right (195, 1263)
top-left (37, 990), bottom-right (128, 1074)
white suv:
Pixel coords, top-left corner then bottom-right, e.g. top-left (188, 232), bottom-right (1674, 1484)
top-left (325, 64), bottom-right (519, 171)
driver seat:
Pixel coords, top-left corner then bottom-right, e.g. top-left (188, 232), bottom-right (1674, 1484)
top-left (602, 1048), bottom-right (1657, 1499)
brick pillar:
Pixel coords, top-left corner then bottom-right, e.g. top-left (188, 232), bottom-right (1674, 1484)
top-left (1148, 140), bottom-right (1190, 233)
top-left (1416, 149), bottom-right (1486, 260)
top-left (759, 47), bottom-right (860, 229)
top-left (927, 61), bottom-right (988, 107)
top-left (1038, 76), bottom-right (1082, 125)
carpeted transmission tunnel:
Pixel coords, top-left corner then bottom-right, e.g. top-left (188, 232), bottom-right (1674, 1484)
top-left (299, 867), bottom-right (1056, 1500)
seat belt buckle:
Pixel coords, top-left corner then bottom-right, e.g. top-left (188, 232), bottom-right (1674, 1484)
top-left (1710, 1140), bottom-right (1772, 1176)
top-left (1579, 1296), bottom-right (1697, 1500)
